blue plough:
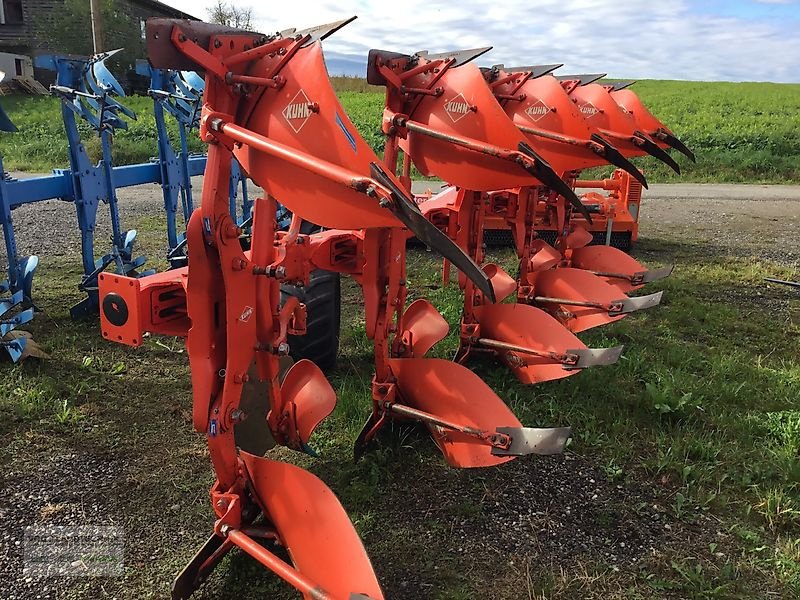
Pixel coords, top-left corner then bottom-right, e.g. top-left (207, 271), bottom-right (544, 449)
top-left (0, 50), bottom-right (249, 361)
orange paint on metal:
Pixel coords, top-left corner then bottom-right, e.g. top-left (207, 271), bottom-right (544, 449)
top-left (240, 452), bottom-right (384, 599)
top-left (280, 359), bottom-right (337, 445)
top-left (610, 88), bottom-right (673, 147)
top-left (565, 227), bottom-right (593, 249)
top-left (473, 303), bottom-right (593, 384)
top-left (384, 57), bottom-right (544, 190)
top-left (401, 299), bottom-right (449, 357)
top-left (530, 267), bottom-right (628, 332)
top-left (98, 267), bottom-right (188, 346)
top-left (497, 73), bottom-right (611, 172)
top-left (527, 240), bottom-right (562, 272)
top-left (482, 263), bottom-right (517, 302)
top-left (569, 245), bottom-right (651, 293)
top-left (236, 42), bottom-right (402, 229)
top-left (388, 358), bottom-right (518, 468)
top-left (567, 83), bottom-right (649, 155)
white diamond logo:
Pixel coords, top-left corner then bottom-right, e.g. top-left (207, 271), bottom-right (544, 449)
top-left (578, 101), bottom-right (599, 119)
top-left (524, 99), bottom-right (551, 123)
top-left (443, 92), bottom-right (471, 123)
top-left (283, 89), bottom-right (312, 133)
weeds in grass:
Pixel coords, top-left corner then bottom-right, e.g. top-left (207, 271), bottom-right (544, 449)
top-left (670, 557), bottom-right (737, 598)
top-left (645, 377), bottom-right (701, 417)
top-left (54, 398), bottom-right (83, 425)
top-left (755, 488), bottom-right (800, 531)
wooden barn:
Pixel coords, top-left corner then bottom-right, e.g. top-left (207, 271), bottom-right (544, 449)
top-left (0, 0), bottom-right (198, 82)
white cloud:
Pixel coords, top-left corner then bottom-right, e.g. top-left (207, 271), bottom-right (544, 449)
top-left (159, 0), bottom-right (800, 82)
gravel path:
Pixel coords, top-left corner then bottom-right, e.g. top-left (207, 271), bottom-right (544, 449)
top-left (1, 172), bottom-right (264, 263)
top-left (639, 183), bottom-right (800, 266)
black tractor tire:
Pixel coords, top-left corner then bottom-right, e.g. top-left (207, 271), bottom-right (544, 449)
top-left (280, 269), bottom-right (341, 372)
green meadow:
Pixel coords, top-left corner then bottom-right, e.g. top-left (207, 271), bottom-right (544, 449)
top-left (1, 78), bottom-right (799, 183)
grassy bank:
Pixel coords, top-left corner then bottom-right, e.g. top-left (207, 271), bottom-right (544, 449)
top-left (1, 79), bottom-right (799, 183)
top-left (1, 215), bottom-right (798, 597)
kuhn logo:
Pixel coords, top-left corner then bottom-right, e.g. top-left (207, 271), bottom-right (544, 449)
top-left (444, 93), bottom-right (471, 123)
top-left (524, 100), bottom-right (551, 123)
top-left (578, 101), bottom-right (599, 118)
top-left (283, 89), bottom-right (312, 133)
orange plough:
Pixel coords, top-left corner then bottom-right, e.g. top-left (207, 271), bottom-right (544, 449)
top-left (370, 46), bottom-right (662, 369)
top-left (479, 72), bottom-right (694, 252)
top-left (607, 81), bottom-right (696, 162)
top-left (372, 49), bottom-right (626, 380)
top-left (566, 77), bottom-right (683, 174)
top-left (484, 65), bottom-right (674, 329)
top-left (98, 17), bottom-right (571, 598)
top-left (91, 15), bottom-right (697, 597)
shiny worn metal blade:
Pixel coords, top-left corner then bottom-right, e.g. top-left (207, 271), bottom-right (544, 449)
top-left (491, 426), bottom-right (571, 456)
top-left (370, 162), bottom-right (496, 302)
top-left (498, 63), bottom-right (563, 78)
top-left (353, 411), bottom-right (383, 462)
top-left (233, 357), bottom-right (292, 456)
top-left (639, 265), bottom-right (674, 283)
top-left (554, 73), bottom-right (606, 86)
top-left (171, 534), bottom-right (229, 600)
top-left (420, 47), bottom-right (493, 67)
top-left (565, 345), bottom-right (624, 370)
top-left (590, 133), bottom-right (648, 188)
top-left (518, 142), bottom-right (593, 224)
top-left (616, 291), bottom-right (663, 314)
top-left (604, 80), bottom-right (636, 91)
top-left (296, 16), bottom-right (357, 45)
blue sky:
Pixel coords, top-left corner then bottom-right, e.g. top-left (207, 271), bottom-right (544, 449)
top-left (160, 0), bottom-right (800, 82)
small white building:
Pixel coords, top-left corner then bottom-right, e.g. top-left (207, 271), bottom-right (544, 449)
top-left (0, 51), bottom-right (33, 82)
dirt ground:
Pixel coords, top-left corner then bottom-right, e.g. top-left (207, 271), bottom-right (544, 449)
top-left (637, 183), bottom-right (800, 266)
top-left (1, 177), bottom-right (798, 599)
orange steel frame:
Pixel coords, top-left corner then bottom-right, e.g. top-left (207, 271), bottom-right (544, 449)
top-left (99, 20), bottom-right (566, 596)
top-left (373, 51), bottom-right (585, 362)
top-left (479, 168), bottom-right (644, 247)
top-left (91, 14), bottom-right (695, 595)
top-left (99, 22), bottom-right (389, 598)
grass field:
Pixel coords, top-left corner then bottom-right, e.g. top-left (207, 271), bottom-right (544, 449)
top-left (1, 78), bottom-right (799, 183)
top-left (1, 214), bottom-right (799, 598)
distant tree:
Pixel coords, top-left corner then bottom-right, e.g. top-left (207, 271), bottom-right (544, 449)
top-left (207, 1), bottom-right (254, 29)
top-left (40, 0), bottom-right (143, 73)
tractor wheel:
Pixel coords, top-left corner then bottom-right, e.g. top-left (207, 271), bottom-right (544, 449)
top-left (280, 269), bottom-right (341, 372)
